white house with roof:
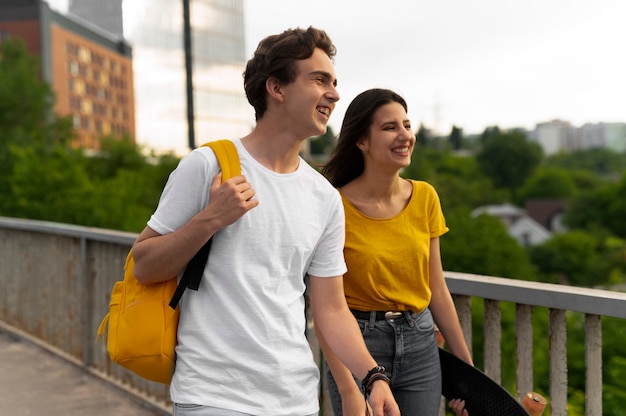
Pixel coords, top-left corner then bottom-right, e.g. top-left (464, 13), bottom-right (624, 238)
top-left (471, 203), bottom-right (552, 247)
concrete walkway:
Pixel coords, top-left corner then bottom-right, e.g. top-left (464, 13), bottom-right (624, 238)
top-left (0, 328), bottom-right (169, 416)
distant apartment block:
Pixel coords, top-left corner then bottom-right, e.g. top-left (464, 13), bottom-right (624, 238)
top-left (529, 119), bottom-right (626, 155)
top-left (0, 0), bottom-right (135, 150)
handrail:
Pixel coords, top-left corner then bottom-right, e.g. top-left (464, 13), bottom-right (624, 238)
top-left (445, 270), bottom-right (626, 319)
top-left (1, 216), bottom-right (624, 416)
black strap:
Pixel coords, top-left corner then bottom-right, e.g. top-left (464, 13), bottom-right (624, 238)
top-left (168, 237), bottom-right (213, 309)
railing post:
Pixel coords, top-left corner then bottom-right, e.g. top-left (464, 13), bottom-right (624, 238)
top-left (516, 304), bottom-right (533, 400)
top-left (585, 314), bottom-right (602, 416)
top-left (549, 308), bottom-right (567, 416)
top-left (454, 294), bottom-right (472, 356)
top-left (484, 299), bottom-right (501, 383)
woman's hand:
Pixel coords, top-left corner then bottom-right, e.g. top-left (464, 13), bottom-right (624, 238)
top-left (449, 398), bottom-right (469, 416)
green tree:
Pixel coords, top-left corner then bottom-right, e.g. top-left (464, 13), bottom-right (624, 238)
top-left (546, 147), bottom-right (626, 177)
top-left (7, 145), bottom-right (97, 225)
top-left (404, 150), bottom-right (507, 211)
top-left (529, 230), bottom-right (600, 286)
top-left (415, 123), bottom-right (430, 147)
top-left (515, 167), bottom-right (577, 205)
top-left (475, 130), bottom-right (543, 200)
top-left (479, 125), bottom-right (501, 143)
top-left (448, 125), bottom-right (463, 150)
top-left (441, 207), bottom-right (536, 280)
top-left (308, 125), bottom-right (336, 156)
top-left (0, 38), bottom-right (54, 135)
top-left (0, 37), bottom-right (72, 214)
top-left (565, 173), bottom-right (626, 239)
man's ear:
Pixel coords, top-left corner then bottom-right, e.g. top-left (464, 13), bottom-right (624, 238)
top-left (266, 77), bottom-right (284, 103)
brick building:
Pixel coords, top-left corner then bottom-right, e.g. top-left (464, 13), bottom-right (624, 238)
top-left (0, 0), bottom-right (135, 149)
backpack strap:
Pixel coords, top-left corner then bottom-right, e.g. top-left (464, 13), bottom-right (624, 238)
top-left (168, 140), bottom-right (240, 309)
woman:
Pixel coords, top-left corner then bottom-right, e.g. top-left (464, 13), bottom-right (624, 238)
top-left (320, 88), bottom-right (472, 416)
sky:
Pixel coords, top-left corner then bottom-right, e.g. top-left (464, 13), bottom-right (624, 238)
top-left (243, 0), bottom-right (626, 136)
top-left (45, 0), bottom-right (626, 146)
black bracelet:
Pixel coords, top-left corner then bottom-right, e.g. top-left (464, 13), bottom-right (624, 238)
top-left (361, 365), bottom-right (391, 397)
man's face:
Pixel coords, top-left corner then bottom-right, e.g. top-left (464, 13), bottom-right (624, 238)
top-left (281, 48), bottom-right (340, 138)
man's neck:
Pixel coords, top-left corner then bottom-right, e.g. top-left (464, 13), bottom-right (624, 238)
top-left (241, 127), bottom-right (303, 173)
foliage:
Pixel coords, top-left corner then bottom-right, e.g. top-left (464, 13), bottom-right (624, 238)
top-left (448, 125), bottom-right (463, 150)
top-left (0, 38), bottom-right (54, 134)
top-left (515, 167), bottom-right (577, 205)
top-left (0, 38), bottom-right (73, 213)
top-left (0, 38), bottom-right (180, 232)
top-left (309, 125), bottom-right (336, 156)
top-left (415, 123), bottom-right (431, 147)
top-left (441, 208), bottom-right (536, 280)
top-left (565, 172), bottom-right (626, 239)
top-left (602, 317), bottom-right (626, 415)
top-left (475, 130), bottom-right (543, 199)
top-left (546, 147), bottom-right (626, 177)
top-left (404, 147), bottom-right (508, 211)
top-left (529, 230), bottom-right (602, 286)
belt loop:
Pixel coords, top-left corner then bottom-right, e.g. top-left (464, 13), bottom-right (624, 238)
top-left (369, 311), bottom-right (377, 328)
top-left (405, 310), bottom-right (415, 327)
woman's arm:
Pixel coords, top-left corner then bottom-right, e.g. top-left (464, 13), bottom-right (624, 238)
top-left (428, 237), bottom-right (473, 365)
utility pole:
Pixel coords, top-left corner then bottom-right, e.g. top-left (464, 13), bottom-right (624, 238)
top-left (183, 0), bottom-right (195, 149)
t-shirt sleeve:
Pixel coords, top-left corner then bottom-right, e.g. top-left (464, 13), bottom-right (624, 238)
top-left (147, 148), bottom-right (218, 235)
top-left (426, 183), bottom-right (449, 238)
top-left (306, 189), bottom-right (347, 278)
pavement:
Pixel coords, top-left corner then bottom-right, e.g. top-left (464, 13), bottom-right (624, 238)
top-left (0, 327), bottom-right (170, 416)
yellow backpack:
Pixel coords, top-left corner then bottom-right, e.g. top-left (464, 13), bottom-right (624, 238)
top-left (97, 139), bottom-right (240, 384)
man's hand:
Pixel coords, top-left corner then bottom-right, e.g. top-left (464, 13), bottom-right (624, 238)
top-left (367, 380), bottom-right (400, 416)
top-left (206, 173), bottom-right (258, 228)
top-left (340, 389), bottom-right (370, 416)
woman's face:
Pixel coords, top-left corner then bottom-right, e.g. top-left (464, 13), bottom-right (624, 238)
top-left (358, 101), bottom-right (414, 171)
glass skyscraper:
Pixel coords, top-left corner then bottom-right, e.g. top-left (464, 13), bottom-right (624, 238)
top-left (55, 0), bottom-right (251, 154)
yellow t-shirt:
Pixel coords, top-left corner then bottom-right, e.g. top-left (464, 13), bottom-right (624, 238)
top-left (341, 180), bottom-right (449, 313)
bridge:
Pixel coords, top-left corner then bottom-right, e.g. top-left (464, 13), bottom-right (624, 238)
top-left (1, 216), bottom-right (625, 415)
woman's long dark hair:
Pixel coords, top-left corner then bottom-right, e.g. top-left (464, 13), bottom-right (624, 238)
top-left (322, 88), bottom-right (408, 188)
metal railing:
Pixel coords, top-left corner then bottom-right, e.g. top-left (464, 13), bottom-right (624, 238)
top-left (1, 216), bottom-right (624, 416)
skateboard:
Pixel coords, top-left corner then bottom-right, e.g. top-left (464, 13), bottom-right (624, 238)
top-left (439, 348), bottom-right (529, 415)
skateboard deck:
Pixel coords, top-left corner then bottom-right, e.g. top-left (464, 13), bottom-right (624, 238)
top-left (439, 348), bottom-right (529, 415)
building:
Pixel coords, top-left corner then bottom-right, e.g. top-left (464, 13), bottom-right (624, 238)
top-left (0, 0), bottom-right (135, 150)
top-left (527, 119), bottom-right (578, 156)
top-left (579, 122), bottom-right (626, 153)
top-left (57, 0), bottom-right (252, 155)
top-left (471, 203), bottom-right (552, 247)
top-left (69, 0), bottom-right (123, 37)
top-left (528, 119), bottom-right (626, 155)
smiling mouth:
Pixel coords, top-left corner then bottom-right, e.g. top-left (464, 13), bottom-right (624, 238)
top-left (393, 147), bottom-right (410, 153)
top-left (317, 106), bottom-right (330, 117)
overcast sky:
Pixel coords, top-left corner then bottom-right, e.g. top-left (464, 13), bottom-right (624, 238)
top-left (244, 0), bottom-right (626, 135)
top-left (46, 0), bottom-right (626, 142)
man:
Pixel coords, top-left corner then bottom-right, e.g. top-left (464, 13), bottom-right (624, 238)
top-left (132, 27), bottom-right (399, 416)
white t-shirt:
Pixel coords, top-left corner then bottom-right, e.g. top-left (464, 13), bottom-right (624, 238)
top-left (147, 139), bottom-right (347, 415)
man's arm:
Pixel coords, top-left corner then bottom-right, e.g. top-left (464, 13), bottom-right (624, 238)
top-left (132, 174), bottom-right (258, 284)
top-left (316, 328), bottom-right (369, 416)
top-left (309, 275), bottom-right (400, 416)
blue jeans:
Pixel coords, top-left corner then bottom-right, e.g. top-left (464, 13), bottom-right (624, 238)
top-left (325, 308), bottom-right (442, 416)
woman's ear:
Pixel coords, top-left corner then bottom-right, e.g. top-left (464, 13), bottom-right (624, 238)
top-left (357, 140), bottom-right (369, 154)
